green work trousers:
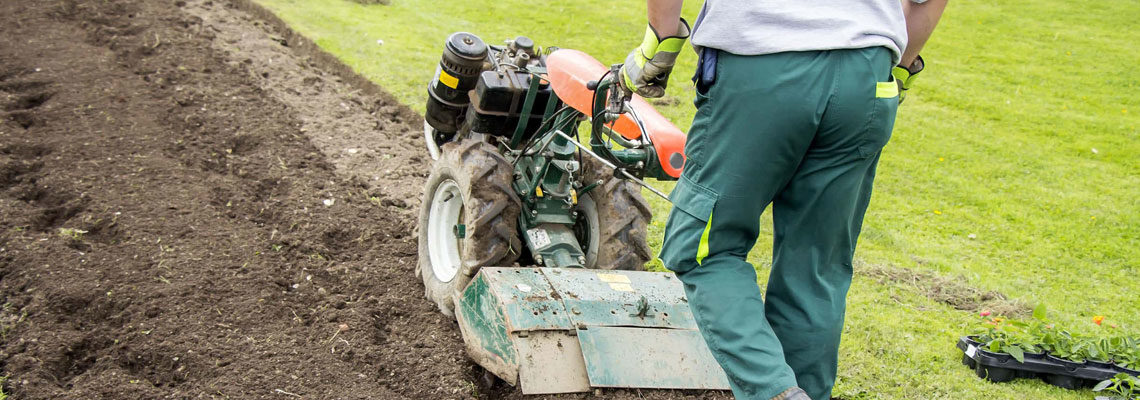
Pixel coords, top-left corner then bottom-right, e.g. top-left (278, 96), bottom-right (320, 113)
top-left (660, 47), bottom-right (899, 400)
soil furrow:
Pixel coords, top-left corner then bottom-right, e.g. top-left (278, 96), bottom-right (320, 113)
top-left (0, 0), bottom-right (469, 398)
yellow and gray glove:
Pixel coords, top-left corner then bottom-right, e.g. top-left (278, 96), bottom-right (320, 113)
top-left (620, 18), bottom-right (691, 98)
top-left (892, 55), bottom-right (924, 103)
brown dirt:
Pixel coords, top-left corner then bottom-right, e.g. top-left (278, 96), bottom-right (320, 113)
top-left (0, 0), bottom-right (462, 398)
top-left (0, 0), bottom-right (727, 399)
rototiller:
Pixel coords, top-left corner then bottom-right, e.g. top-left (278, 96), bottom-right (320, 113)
top-left (417, 32), bottom-right (729, 394)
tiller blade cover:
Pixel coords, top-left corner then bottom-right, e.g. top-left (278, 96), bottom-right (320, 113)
top-left (456, 267), bottom-right (731, 394)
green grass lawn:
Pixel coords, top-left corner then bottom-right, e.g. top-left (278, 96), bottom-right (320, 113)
top-left (253, 0), bottom-right (1139, 398)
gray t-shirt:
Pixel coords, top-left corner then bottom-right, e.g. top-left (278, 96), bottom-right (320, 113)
top-left (690, 0), bottom-right (909, 65)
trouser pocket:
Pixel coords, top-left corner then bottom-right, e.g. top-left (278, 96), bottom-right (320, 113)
top-left (684, 48), bottom-right (720, 170)
top-left (857, 78), bottom-right (900, 158)
top-left (659, 172), bottom-right (719, 274)
top-left (692, 47), bottom-right (718, 96)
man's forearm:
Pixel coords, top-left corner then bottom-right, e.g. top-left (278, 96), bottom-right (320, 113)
top-left (647, 0), bottom-right (685, 38)
top-left (900, 0), bottom-right (948, 67)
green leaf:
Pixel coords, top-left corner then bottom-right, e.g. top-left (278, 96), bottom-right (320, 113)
top-left (1007, 346), bottom-right (1025, 363)
top-left (1033, 303), bottom-right (1047, 321)
top-left (1093, 379), bottom-right (1113, 392)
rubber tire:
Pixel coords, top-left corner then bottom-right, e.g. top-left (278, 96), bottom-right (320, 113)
top-left (578, 157), bottom-right (653, 271)
top-left (417, 139), bottom-right (522, 318)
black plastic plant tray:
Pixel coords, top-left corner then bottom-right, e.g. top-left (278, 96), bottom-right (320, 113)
top-left (956, 336), bottom-right (1139, 390)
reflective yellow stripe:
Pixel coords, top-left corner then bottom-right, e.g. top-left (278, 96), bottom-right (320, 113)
top-left (657, 37), bottom-right (686, 54)
top-left (695, 211), bottom-right (713, 265)
top-left (891, 66), bottom-right (911, 87)
top-left (876, 81), bottom-right (899, 98)
top-left (638, 25), bottom-right (659, 59)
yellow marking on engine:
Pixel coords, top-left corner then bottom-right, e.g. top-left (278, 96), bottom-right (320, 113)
top-left (439, 70), bottom-right (459, 89)
top-left (536, 186), bottom-right (544, 197)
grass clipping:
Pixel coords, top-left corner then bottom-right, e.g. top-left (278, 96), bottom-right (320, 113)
top-left (859, 262), bottom-right (1030, 318)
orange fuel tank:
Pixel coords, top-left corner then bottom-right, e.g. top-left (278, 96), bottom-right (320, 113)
top-left (545, 49), bottom-right (686, 179)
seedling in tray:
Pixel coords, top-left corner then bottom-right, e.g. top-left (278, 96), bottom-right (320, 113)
top-left (961, 306), bottom-right (1140, 390)
top-left (1094, 373), bottom-right (1140, 400)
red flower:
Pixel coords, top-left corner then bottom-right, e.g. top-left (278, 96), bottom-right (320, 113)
top-left (980, 311), bottom-right (991, 317)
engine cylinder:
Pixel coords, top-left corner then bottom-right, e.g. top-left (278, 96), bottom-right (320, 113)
top-left (426, 32), bottom-right (487, 134)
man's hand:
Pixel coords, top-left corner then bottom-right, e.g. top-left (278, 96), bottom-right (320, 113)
top-left (620, 19), bottom-right (690, 98)
top-left (892, 55), bottom-right (924, 103)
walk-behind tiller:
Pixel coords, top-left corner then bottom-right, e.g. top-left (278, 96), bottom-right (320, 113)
top-left (417, 32), bottom-right (729, 394)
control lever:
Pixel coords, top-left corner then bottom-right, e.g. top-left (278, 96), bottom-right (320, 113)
top-left (605, 64), bottom-right (630, 122)
top-left (585, 65), bottom-right (631, 124)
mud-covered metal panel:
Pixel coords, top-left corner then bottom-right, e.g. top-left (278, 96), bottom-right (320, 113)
top-left (577, 326), bottom-right (730, 390)
top-left (479, 267), bottom-right (573, 332)
top-left (516, 331), bottom-right (591, 394)
top-left (539, 268), bottom-right (697, 329)
top-left (457, 271), bottom-right (519, 385)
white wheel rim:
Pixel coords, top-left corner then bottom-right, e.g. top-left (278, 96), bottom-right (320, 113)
top-left (424, 120), bottom-right (441, 161)
top-left (578, 193), bottom-right (601, 268)
top-left (428, 179), bottom-right (463, 282)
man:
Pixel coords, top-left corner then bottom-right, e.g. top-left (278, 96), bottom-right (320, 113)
top-left (620, 1), bottom-right (948, 399)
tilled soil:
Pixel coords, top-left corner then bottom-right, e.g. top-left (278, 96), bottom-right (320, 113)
top-left (0, 0), bottom-right (726, 399)
top-left (0, 0), bottom-right (464, 398)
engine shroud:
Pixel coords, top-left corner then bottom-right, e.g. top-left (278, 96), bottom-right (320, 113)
top-left (466, 67), bottom-right (555, 140)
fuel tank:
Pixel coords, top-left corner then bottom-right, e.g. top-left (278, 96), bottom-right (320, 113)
top-left (545, 49), bottom-right (687, 179)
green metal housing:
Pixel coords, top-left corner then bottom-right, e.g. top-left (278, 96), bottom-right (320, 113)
top-left (456, 267), bottom-right (730, 394)
top-left (500, 62), bottom-right (674, 269)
